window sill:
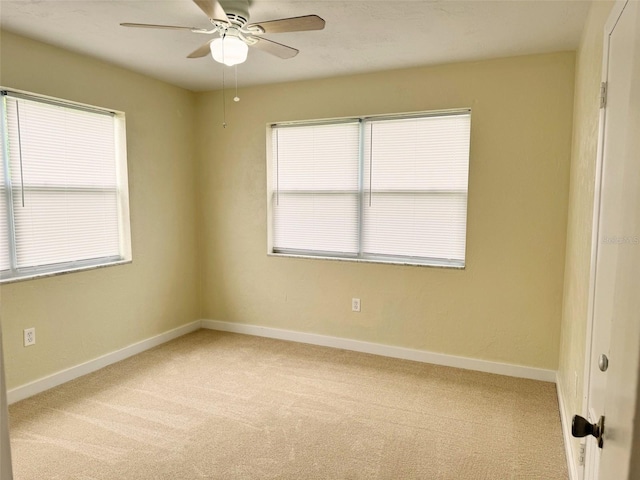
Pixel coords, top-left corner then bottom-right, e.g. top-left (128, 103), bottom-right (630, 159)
top-left (267, 252), bottom-right (465, 270)
top-left (0, 259), bottom-right (132, 285)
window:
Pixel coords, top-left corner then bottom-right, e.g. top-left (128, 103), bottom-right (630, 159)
top-left (267, 110), bottom-right (471, 267)
top-left (0, 89), bottom-right (131, 283)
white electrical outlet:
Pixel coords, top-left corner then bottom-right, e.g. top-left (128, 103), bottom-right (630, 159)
top-left (24, 327), bottom-right (35, 347)
top-left (352, 298), bottom-right (361, 312)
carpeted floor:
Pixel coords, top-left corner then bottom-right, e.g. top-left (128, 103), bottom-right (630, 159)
top-left (8, 330), bottom-right (568, 479)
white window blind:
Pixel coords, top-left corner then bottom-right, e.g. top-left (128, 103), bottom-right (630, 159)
top-left (0, 90), bottom-right (131, 282)
top-left (272, 122), bottom-right (360, 255)
top-left (0, 123), bottom-right (9, 272)
top-left (269, 111), bottom-right (471, 267)
top-left (362, 114), bottom-right (470, 263)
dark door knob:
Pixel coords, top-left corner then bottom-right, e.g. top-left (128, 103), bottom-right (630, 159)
top-left (572, 415), bottom-right (605, 448)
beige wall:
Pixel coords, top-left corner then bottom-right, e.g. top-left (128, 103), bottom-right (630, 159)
top-left (0, 32), bottom-right (578, 391)
top-left (0, 31), bottom-right (201, 389)
top-left (557, 0), bottom-right (614, 467)
top-left (196, 52), bottom-right (575, 370)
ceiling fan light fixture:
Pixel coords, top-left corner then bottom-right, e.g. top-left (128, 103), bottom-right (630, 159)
top-left (210, 35), bottom-right (248, 66)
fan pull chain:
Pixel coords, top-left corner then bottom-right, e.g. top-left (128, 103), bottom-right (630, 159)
top-left (221, 34), bottom-right (227, 128)
top-left (221, 66), bottom-right (227, 128)
top-left (234, 66), bottom-right (240, 102)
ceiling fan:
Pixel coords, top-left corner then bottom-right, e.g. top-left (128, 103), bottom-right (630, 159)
top-left (121, 0), bottom-right (325, 66)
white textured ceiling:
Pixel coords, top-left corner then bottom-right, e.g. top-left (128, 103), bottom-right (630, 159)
top-left (0, 0), bottom-right (590, 92)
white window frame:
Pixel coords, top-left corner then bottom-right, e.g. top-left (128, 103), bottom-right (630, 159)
top-left (266, 109), bottom-right (471, 268)
top-left (0, 88), bottom-right (132, 283)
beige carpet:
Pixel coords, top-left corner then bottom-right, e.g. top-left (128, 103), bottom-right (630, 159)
top-left (9, 330), bottom-right (568, 479)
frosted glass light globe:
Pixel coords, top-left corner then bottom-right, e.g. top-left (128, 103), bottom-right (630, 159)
top-left (210, 36), bottom-right (248, 66)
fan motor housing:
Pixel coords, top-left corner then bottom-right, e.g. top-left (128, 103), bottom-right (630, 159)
top-left (221, 0), bottom-right (250, 26)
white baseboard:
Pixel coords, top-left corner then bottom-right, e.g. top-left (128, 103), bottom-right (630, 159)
top-left (7, 320), bottom-right (201, 405)
top-left (201, 319), bottom-right (556, 383)
top-left (7, 319), bottom-right (558, 405)
top-left (556, 373), bottom-right (582, 480)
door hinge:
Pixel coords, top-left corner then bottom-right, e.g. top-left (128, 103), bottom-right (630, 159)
top-left (600, 81), bottom-right (608, 109)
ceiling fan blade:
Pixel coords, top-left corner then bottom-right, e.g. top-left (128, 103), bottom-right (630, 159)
top-left (193, 0), bottom-right (228, 22)
top-left (120, 22), bottom-right (207, 32)
top-left (250, 37), bottom-right (299, 59)
top-left (248, 15), bottom-right (325, 34)
top-left (187, 39), bottom-right (214, 58)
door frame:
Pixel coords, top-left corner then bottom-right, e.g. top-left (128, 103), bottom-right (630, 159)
top-left (581, 1), bottom-right (634, 479)
top-left (0, 315), bottom-right (12, 478)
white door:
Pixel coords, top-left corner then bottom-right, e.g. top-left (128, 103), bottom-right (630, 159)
top-left (582, 1), bottom-right (640, 479)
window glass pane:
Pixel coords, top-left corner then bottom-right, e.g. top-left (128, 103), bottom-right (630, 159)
top-left (12, 190), bottom-right (120, 268)
top-left (362, 114), bottom-right (470, 263)
top-left (273, 192), bottom-right (358, 255)
top-left (274, 123), bottom-right (359, 191)
top-left (363, 115), bottom-right (470, 191)
top-left (1, 92), bottom-right (128, 281)
top-left (272, 122), bottom-right (360, 255)
top-left (0, 115), bottom-right (9, 272)
top-left (5, 98), bottom-right (117, 188)
top-left (0, 187), bottom-right (8, 271)
top-left (362, 192), bottom-right (467, 261)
